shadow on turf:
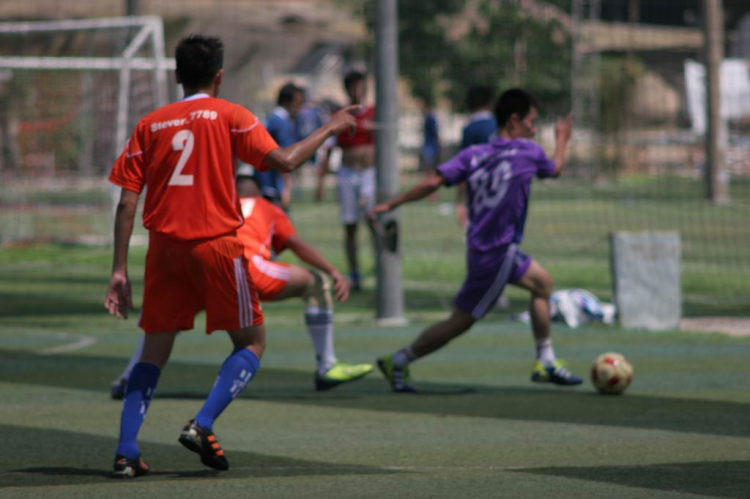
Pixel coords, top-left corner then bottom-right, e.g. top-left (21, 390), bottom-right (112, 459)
top-left (2, 349), bottom-right (749, 440)
top-left (513, 460), bottom-right (750, 499)
top-left (0, 291), bottom-right (104, 317)
top-left (0, 424), bottom-right (397, 489)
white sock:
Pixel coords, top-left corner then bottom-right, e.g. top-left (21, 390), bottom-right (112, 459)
top-left (305, 307), bottom-right (337, 375)
top-left (535, 338), bottom-right (556, 364)
top-left (392, 345), bottom-right (417, 369)
top-left (119, 334), bottom-right (145, 381)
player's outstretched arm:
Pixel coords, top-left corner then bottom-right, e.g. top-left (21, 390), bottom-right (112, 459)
top-left (264, 106), bottom-right (359, 174)
top-left (105, 188), bottom-right (139, 319)
top-left (551, 113), bottom-right (573, 177)
top-left (283, 235), bottom-right (350, 302)
top-left (367, 170), bottom-right (445, 218)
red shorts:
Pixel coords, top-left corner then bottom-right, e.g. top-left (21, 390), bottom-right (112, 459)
top-left (140, 231), bottom-right (264, 334)
top-left (248, 254), bottom-right (291, 301)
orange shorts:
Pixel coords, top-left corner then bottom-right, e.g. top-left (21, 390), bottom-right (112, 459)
top-left (248, 254), bottom-right (291, 301)
top-left (140, 231), bottom-right (264, 334)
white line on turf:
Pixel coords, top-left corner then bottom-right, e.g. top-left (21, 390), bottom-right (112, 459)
top-left (40, 335), bottom-right (97, 355)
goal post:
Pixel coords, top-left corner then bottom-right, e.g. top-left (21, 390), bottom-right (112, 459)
top-left (0, 16), bottom-right (174, 159)
top-left (0, 16), bottom-right (175, 245)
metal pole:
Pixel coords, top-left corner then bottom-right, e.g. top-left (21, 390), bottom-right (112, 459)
top-left (374, 0), bottom-right (405, 324)
top-left (704, 0), bottom-right (729, 204)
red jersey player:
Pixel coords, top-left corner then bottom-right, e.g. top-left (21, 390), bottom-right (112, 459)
top-left (111, 167), bottom-right (373, 397)
top-left (105, 35), bottom-right (357, 478)
top-left (316, 70), bottom-right (376, 290)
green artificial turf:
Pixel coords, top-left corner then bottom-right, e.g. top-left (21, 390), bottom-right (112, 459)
top-left (1, 238), bottom-right (749, 498)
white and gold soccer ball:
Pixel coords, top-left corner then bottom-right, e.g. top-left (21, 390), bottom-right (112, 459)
top-left (590, 352), bottom-right (633, 395)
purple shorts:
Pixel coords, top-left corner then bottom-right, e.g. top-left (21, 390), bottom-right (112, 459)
top-left (454, 244), bottom-right (532, 319)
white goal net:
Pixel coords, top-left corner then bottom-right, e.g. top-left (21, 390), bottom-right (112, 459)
top-left (0, 16), bottom-right (175, 244)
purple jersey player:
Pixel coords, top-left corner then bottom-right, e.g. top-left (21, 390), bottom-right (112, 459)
top-left (368, 88), bottom-right (581, 392)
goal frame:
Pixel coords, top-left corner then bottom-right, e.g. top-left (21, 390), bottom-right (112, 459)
top-left (0, 16), bottom-right (176, 159)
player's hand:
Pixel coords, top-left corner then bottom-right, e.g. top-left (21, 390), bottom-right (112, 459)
top-left (366, 203), bottom-right (391, 220)
top-left (455, 203), bottom-right (469, 228)
top-left (330, 269), bottom-right (350, 303)
top-left (555, 113), bottom-right (573, 144)
top-left (328, 105), bottom-right (360, 136)
top-left (105, 270), bottom-right (133, 319)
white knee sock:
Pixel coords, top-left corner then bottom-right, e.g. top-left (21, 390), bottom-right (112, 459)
top-left (305, 306), bottom-right (337, 375)
top-left (119, 334), bottom-right (145, 381)
top-left (535, 338), bottom-right (556, 364)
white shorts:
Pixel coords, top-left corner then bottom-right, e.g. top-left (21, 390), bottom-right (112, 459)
top-left (337, 165), bottom-right (375, 224)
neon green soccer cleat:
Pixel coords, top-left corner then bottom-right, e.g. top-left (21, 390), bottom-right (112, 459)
top-left (531, 360), bottom-right (583, 386)
top-left (376, 354), bottom-right (417, 393)
top-left (315, 362), bottom-right (374, 391)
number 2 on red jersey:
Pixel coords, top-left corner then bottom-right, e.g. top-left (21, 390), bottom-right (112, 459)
top-left (168, 130), bottom-right (195, 186)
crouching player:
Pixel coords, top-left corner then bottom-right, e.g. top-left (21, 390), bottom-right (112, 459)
top-left (112, 167), bottom-right (373, 397)
top-left (368, 88), bottom-right (583, 392)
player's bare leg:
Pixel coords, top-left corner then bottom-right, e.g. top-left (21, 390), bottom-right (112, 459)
top-left (139, 331), bottom-right (178, 368)
top-left (513, 259), bottom-right (582, 386)
top-left (512, 260), bottom-right (553, 344)
top-left (344, 223), bottom-right (361, 290)
top-left (411, 308), bottom-right (476, 358)
top-left (227, 323), bottom-right (266, 359)
top-left (378, 309), bottom-right (475, 393)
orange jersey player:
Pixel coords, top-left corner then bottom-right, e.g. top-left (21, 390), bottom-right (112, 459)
top-left (104, 34), bottom-right (357, 479)
top-left (112, 168), bottom-right (373, 397)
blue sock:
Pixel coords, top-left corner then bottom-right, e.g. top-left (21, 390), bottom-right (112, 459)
top-left (195, 348), bottom-right (260, 431)
top-left (116, 362), bottom-right (160, 459)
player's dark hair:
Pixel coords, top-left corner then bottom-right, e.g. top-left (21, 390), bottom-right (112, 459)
top-left (277, 83), bottom-right (302, 107)
top-left (175, 35), bottom-right (224, 89)
top-left (343, 70), bottom-right (366, 91)
top-left (466, 85), bottom-right (494, 112)
top-left (494, 88), bottom-right (540, 128)
top-left (236, 173), bottom-right (262, 193)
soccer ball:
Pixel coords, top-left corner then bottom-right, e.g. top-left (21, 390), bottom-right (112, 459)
top-left (590, 352), bottom-right (633, 395)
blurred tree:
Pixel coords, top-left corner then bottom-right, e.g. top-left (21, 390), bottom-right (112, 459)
top-left (341, 0), bottom-right (572, 112)
top-left (598, 55), bottom-right (645, 177)
top-left (441, 1), bottom-right (571, 113)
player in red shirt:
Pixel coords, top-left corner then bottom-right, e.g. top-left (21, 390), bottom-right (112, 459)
top-left (111, 166), bottom-right (373, 397)
top-left (105, 35), bottom-right (357, 478)
top-left (316, 70), bottom-right (376, 290)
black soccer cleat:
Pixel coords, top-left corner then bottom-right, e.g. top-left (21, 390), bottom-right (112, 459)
top-left (178, 419), bottom-right (230, 471)
top-left (112, 454), bottom-right (150, 478)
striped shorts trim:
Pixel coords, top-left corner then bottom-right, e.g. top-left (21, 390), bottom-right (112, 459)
top-left (470, 244), bottom-right (517, 319)
top-left (234, 257), bottom-right (253, 328)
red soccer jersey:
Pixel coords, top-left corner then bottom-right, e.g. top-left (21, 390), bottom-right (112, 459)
top-left (109, 94), bottom-right (279, 241)
top-left (236, 196), bottom-right (296, 261)
top-left (336, 105), bottom-right (375, 149)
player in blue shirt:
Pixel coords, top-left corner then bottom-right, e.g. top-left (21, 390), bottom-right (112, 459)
top-left (254, 83), bottom-right (305, 208)
top-left (461, 85), bottom-right (497, 149)
top-left (419, 95), bottom-right (440, 172)
top-left (457, 86), bottom-right (497, 226)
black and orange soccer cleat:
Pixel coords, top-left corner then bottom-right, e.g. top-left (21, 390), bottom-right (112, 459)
top-left (111, 454), bottom-right (150, 478)
top-left (178, 419), bottom-right (230, 471)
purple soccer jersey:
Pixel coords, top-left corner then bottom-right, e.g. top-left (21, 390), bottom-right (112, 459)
top-left (437, 137), bottom-right (555, 253)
